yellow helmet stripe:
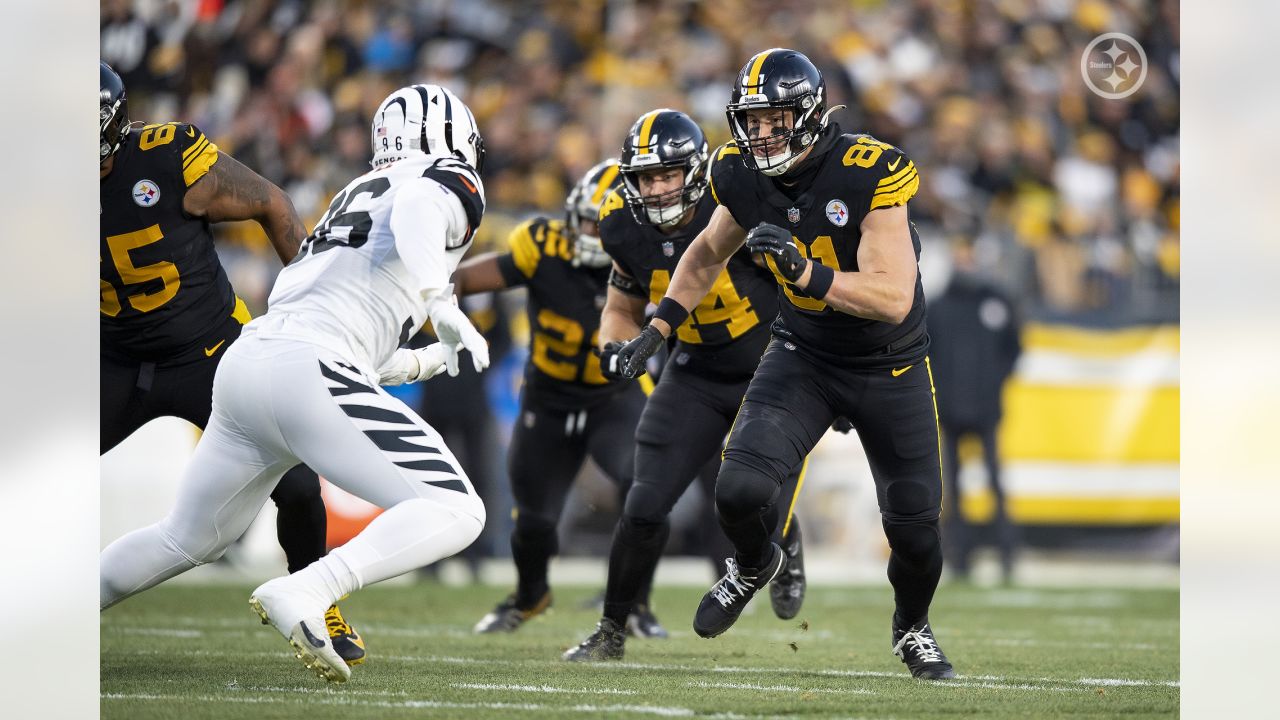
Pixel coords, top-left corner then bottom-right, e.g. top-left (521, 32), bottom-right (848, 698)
top-left (591, 164), bottom-right (620, 205)
top-left (746, 49), bottom-right (774, 91)
top-left (637, 110), bottom-right (661, 152)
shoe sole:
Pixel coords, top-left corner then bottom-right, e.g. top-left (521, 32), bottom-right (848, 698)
top-left (250, 596), bottom-right (351, 683)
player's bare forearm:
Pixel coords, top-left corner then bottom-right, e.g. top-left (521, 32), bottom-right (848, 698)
top-left (800, 204), bottom-right (916, 324)
top-left (653, 205), bottom-right (744, 337)
top-left (184, 151), bottom-right (306, 264)
top-left (599, 286), bottom-right (646, 347)
top-left (453, 253), bottom-right (510, 296)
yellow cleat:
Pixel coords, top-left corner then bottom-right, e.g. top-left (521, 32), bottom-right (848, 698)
top-left (325, 604), bottom-right (366, 666)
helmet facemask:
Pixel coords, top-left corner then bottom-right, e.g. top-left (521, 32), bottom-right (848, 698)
top-left (727, 88), bottom-right (824, 176)
top-left (99, 62), bottom-right (130, 167)
top-left (620, 158), bottom-right (707, 229)
top-left (565, 158), bottom-right (623, 268)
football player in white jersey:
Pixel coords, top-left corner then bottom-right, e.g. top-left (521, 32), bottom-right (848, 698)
top-left (100, 84), bottom-right (491, 683)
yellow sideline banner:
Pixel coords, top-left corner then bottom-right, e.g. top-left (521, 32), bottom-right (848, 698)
top-left (960, 323), bottom-right (1179, 525)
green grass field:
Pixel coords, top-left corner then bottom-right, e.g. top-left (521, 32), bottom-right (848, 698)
top-left (101, 581), bottom-right (1178, 718)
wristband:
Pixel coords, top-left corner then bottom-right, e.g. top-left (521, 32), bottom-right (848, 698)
top-left (804, 262), bottom-right (835, 300)
top-left (652, 297), bottom-right (690, 332)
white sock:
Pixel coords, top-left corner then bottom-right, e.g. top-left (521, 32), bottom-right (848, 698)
top-left (281, 497), bottom-right (482, 603)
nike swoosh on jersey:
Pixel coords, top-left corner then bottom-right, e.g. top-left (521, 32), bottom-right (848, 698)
top-left (891, 365), bottom-right (913, 377)
top-left (204, 339), bottom-right (226, 356)
top-left (186, 126), bottom-right (196, 137)
top-left (887, 156), bottom-right (902, 172)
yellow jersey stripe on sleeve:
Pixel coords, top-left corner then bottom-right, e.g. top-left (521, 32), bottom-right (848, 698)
top-left (508, 225), bottom-right (541, 279)
top-left (182, 133), bottom-right (209, 163)
top-left (182, 139), bottom-right (219, 187)
top-left (875, 161), bottom-right (916, 189)
top-left (873, 167), bottom-right (919, 197)
top-left (869, 173), bottom-right (920, 209)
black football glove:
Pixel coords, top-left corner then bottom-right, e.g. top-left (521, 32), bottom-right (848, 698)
top-left (746, 222), bottom-right (806, 282)
top-left (831, 416), bottom-right (854, 434)
top-left (616, 325), bottom-right (664, 378)
top-left (597, 341), bottom-right (628, 381)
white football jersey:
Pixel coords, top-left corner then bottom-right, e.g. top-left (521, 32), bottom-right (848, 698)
top-left (245, 154), bottom-right (485, 376)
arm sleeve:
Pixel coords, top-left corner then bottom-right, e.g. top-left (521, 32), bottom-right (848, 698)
top-left (390, 179), bottom-right (467, 301)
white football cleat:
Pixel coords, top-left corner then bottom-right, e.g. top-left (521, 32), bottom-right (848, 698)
top-left (250, 578), bottom-right (351, 683)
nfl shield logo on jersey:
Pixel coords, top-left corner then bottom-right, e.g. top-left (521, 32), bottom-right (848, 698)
top-left (662, 241), bottom-right (674, 257)
top-left (825, 199), bottom-right (849, 227)
top-left (132, 179), bottom-right (160, 208)
top-left (787, 207), bottom-right (801, 224)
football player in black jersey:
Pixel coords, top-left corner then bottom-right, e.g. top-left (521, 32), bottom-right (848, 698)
top-left (613, 50), bottom-right (954, 679)
top-left (98, 61), bottom-right (363, 664)
top-left (563, 110), bottom-right (808, 662)
top-left (451, 160), bottom-right (667, 637)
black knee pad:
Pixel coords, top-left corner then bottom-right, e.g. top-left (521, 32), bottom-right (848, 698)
top-left (270, 465), bottom-right (322, 506)
top-left (514, 512), bottom-right (558, 539)
top-left (715, 458), bottom-right (780, 525)
top-left (882, 519), bottom-right (942, 565)
top-left (618, 515), bottom-right (669, 549)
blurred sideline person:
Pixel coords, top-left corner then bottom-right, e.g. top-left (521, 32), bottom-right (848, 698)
top-left (98, 61), bottom-right (363, 664)
top-left (101, 84), bottom-right (490, 684)
top-left (564, 110), bottom-right (807, 662)
top-left (615, 49), bottom-right (954, 679)
top-left (927, 239), bottom-right (1023, 583)
top-left (452, 160), bottom-right (667, 637)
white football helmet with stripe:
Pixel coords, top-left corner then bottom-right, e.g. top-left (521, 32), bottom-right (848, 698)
top-left (371, 84), bottom-right (485, 173)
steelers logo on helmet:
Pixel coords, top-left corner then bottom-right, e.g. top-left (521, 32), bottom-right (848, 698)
top-left (618, 109), bottom-right (709, 229)
top-left (565, 158), bottom-right (623, 268)
top-left (727, 49), bottom-right (837, 176)
top-left (370, 84), bottom-right (485, 174)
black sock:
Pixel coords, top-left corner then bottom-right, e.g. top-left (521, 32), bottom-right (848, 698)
top-left (272, 465), bottom-right (326, 574)
top-left (603, 516), bottom-right (669, 626)
top-left (511, 515), bottom-right (558, 609)
top-left (884, 519), bottom-right (944, 627)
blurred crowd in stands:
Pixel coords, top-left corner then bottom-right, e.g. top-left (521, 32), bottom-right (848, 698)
top-left (104, 0), bottom-right (1178, 325)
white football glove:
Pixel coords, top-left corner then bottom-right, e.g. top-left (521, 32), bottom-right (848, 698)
top-left (427, 291), bottom-right (490, 375)
top-left (377, 344), bottom-right (453, 386)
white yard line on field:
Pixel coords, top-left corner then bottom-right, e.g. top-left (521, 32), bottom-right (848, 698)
top-left (107, 648), bottom-right (1179, 691)
top-left (687, 680), bottom-right (875, 695)
top-left (102, 691), bottom-right (754, 717)
top-left (112, 627), bottom-right (204, 638)
top-left (452, 682), bottom-right (639, 695)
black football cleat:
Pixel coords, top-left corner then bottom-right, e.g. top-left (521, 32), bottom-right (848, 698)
top-left (770, 520), bottom-right (806, 620)
top-left (693, 543), bottom-right (785, 639)
top-left (473, 592), bottom-right (551, 634)
top-left (563, 618), bottom-right (626, 662)
top-left (625, 604), bottom-right (670, 639)
top-left (892, 618), bottom-right (955, 679)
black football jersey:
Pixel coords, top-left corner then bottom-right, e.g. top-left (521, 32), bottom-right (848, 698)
top-left (598, 190), bottom-right (776, 379)
top-left (708, 123), bottom-right (928, 366)
top-left (100, 122), bottom-right (243, 363)
top-left (495, 217), bottom-right (622, 410)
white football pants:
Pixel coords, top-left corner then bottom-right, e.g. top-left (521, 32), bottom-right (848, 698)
top-left (101, 336), bottom-right (486, 609)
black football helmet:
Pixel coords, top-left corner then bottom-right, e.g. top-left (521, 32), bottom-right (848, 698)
top-left (565, 158), bottom-right (623, 268)
top-left (100, 61), bottom-right (130, 167)
top-left (726, 48), bottom-right (830, 176)
top-left (618, 109), bottom-right (709, 228)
